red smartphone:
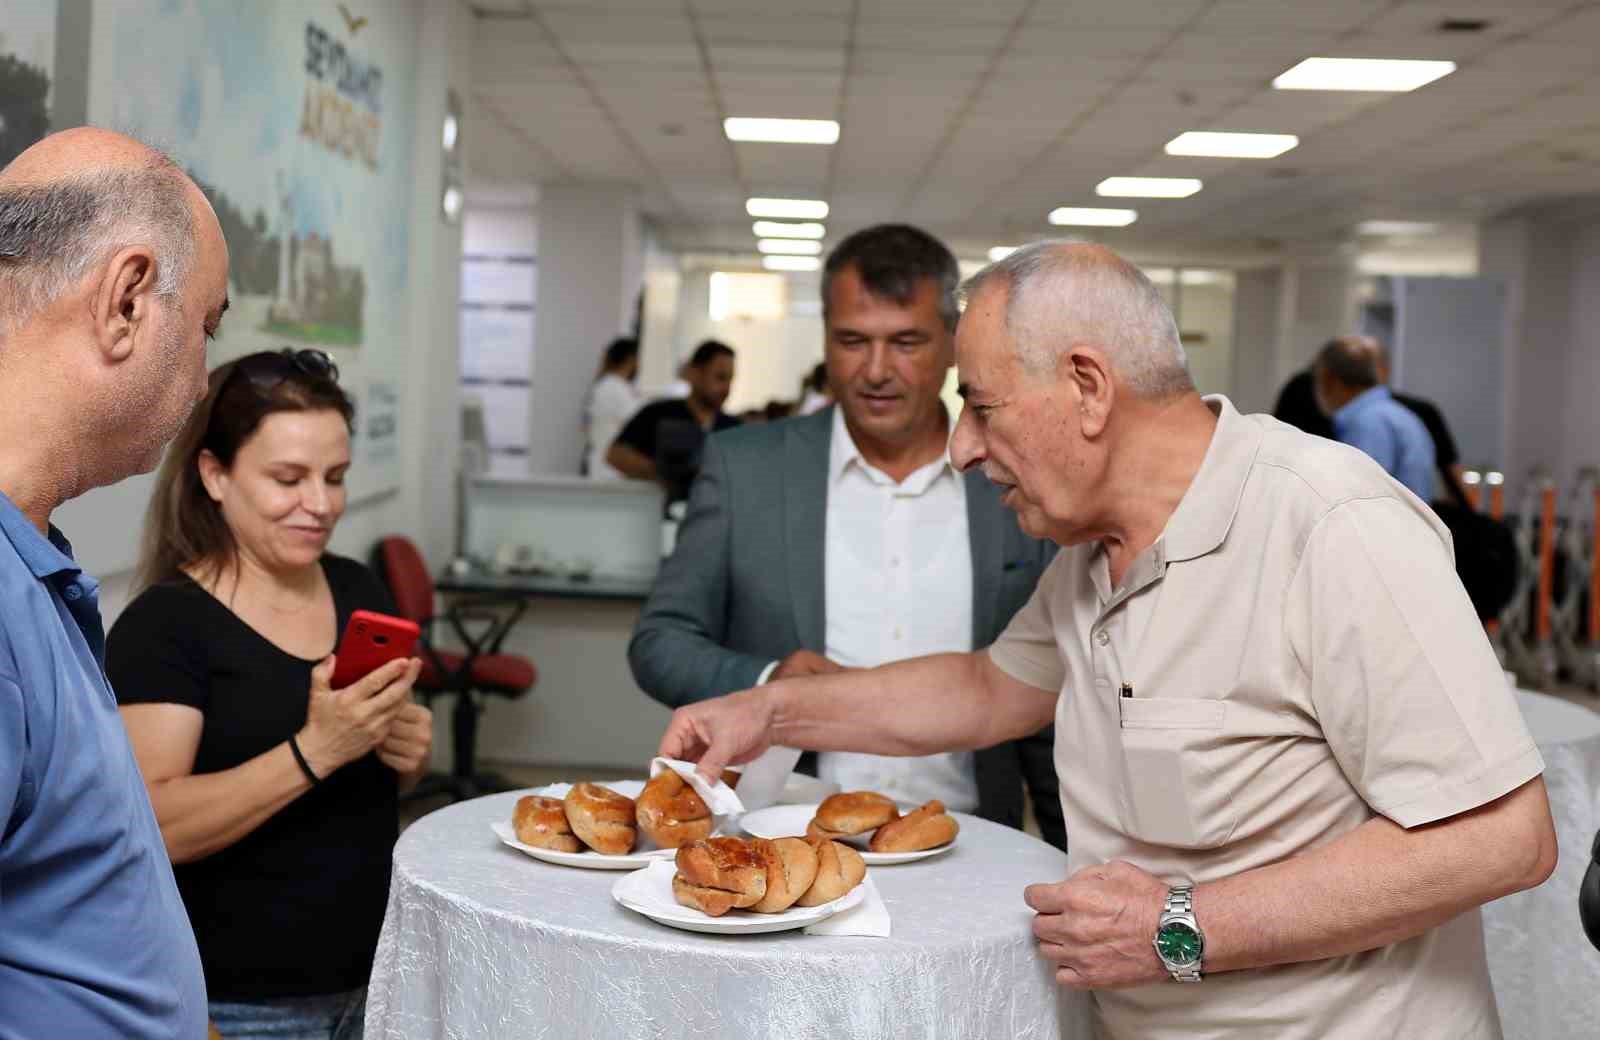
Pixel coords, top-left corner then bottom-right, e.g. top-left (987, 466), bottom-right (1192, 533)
top-left (330, 610), bottom-right (421, 688)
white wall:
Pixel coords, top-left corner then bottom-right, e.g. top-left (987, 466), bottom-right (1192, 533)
top-left (673, 267), bottom-right (825, 414)
top-left (526, 182), bottom-right (643, 473)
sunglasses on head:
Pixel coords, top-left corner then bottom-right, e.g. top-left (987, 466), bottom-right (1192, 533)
top-left (229, 348), bottom-right (340, 390)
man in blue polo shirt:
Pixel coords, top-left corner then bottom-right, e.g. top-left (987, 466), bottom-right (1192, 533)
top-left (1313, 335), bottom-right (1437, 502)
top-left (0, 129), bottom-right (231, 1039)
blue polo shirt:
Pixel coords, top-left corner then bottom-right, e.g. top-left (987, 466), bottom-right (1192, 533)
top-left (0, 491), bottom-right (206, 1039)
top-left (1331, 385), bottom-right (1437, 502)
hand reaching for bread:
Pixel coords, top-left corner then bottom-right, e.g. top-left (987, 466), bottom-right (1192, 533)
top-left (672, 835), bottom-right (865, 917)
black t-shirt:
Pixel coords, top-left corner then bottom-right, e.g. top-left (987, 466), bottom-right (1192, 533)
top-left (1392, 391), bottom-right (1460, 471)
top-left (106, 554), bottom-right (401, 1001)
top-left (615, 398), bottom-right (740, 500)
top-left (1271, 369), bottom-right (1334, 440)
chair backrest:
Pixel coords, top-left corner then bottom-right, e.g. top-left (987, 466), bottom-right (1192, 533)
top-left (376, 536), bottom-right (435, 624)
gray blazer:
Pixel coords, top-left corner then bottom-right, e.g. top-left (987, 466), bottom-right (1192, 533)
top-left (629, 407), bottom-right (1065, 849)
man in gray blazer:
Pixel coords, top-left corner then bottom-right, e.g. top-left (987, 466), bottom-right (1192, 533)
top-left (630, 225), bottom-right (1065, 850)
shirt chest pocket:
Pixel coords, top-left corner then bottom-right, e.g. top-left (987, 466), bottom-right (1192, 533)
top-left (1115, 696), bottom-right (1236, 850)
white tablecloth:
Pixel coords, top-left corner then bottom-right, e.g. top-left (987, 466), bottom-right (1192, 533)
top-left (366, 791), bottom-right (1093, 1039)
top-left (1483, 690), bottom-right (1600, 1039)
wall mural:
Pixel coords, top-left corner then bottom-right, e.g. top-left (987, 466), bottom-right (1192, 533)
top-left (0, 1), bottom-right (56, 167)
top-left (91, 0), bottom-right (420, 496)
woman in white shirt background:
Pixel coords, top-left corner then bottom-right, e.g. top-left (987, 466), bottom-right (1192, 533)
top-left (582, 337), bottom-right (642, 479)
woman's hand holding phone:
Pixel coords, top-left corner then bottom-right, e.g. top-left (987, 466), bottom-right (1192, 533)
top-left (376, 700), bottom-right (433, 777)
top-left (297, 655), bottom-right (423, 779)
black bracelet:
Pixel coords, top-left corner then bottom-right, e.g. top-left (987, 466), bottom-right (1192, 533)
top-left (288, 734), bottom-right (321, 786)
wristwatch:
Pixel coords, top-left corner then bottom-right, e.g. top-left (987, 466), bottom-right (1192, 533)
top-left (1153, 883), bottom-right (1205, 982)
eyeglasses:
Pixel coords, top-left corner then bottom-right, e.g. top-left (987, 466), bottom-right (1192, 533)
top-left (229, 349), bottom-right (340, 390)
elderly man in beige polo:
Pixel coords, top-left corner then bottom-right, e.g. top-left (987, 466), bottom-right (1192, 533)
top-left (658, 241), bottom-right (1556, 1038)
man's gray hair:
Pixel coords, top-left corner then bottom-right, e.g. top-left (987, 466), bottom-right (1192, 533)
top-left (0, 155), bottom-right (195, 335)
top-left (961, 242), bottom-right (1193, 398)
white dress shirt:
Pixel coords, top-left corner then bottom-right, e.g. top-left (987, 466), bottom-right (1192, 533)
top-left (584, 373), bottom-right (641, 479)
top-left (805, 406), bottom-right (979, 811)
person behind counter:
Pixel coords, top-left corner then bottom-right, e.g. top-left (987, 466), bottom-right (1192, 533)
top-left (108, 349), bottom-right (433, 1040)
top-left (582, 336), bottom-right (642, 479)
top-left (606, 339), bottom-right (740, 501)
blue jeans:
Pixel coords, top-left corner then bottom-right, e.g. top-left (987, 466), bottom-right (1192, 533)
top-left (208, 987), bottom-right (365, 1040)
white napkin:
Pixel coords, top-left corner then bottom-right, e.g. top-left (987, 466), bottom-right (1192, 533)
top-left (725, 745), bottom-right (803, 812)
top-left (804, 876), bottom-right (891, 937)
top-left (650, 758), bottom-right (746, 817)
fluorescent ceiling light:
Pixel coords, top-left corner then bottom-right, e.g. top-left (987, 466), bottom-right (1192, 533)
top-left (758, 238), bottom-right (822, 255)
top-left (988, 246), bottom-right (1018, 262)
top-left (752, 220), bottom-right (825, 239)
top-left (1165, 131), bottom-right (1298, 159)
top-left (724, 118), bottom-right (840, 144)
top-left (1096, 177), bottom-right (1202, 199)
top-left (1048, 206), bottom-right (1139, 227)
top-left (763, 255), bottom-right (821, 272)
top-left (747, 197), bottom-right (829, 219)
top-left (1357, 220), bottom-right (1440, 236)
top-left (1273, 57), bottom-right (1456, 92)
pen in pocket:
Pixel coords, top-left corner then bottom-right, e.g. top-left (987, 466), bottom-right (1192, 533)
top-left (1120, 682), bottom-right (1134, 698)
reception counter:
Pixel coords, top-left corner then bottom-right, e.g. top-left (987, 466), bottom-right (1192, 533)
top-left (445, 474), bottom-right (672, 772)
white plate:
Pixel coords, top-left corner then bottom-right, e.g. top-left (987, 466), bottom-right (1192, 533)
top-left (738, 802), bottom-right (957, 865)
top-left (490, 779), bottom-right (710, 870)
top-left (611, 860), bottom-right (867, 934)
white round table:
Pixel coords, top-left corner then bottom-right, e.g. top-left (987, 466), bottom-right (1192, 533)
top-left (365, 791), bottom-right (1092, 1039)
top-left (1482, 690), bottom-right (1600, 1039)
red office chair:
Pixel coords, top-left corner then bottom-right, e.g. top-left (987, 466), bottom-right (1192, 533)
top-left (373, 535), bottom-right (537, 802)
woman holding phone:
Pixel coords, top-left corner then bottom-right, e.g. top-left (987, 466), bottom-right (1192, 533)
top-left (108, 349), bottom-right (432, 1040)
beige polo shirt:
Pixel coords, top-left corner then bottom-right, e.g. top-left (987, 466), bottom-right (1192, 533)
top-left (989, 396), bottom-right (1542, 1040)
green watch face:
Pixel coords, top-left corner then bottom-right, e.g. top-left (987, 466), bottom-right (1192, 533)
top-left (1156, 921), bottom-right (1203, 965)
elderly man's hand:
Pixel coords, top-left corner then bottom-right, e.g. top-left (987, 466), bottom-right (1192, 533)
top-left (1025, 860), bottom-right (1170, 990)
top-left (657, 688), bottom-right (777, 785)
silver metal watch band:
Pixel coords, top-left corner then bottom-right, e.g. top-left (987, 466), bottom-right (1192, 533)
top-left (1163, 884), bottom-right (1203, 983)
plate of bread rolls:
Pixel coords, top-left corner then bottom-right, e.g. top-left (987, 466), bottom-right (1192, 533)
top-left (493, 770), bottom-right (739, 869)
top-left (739, 791), bottom-right (960, 864)
top-left (611, 835), bottom-right (869, 934)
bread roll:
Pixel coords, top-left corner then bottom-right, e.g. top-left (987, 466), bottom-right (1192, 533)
top-left (563, 782), bottom-right (637, 855)
top-left (751, 837), bottom-right (820, 914)
top-left (672, 873), bottom-right (747, 917)
top-left (635, 770), bottom-right (713, 849)
top-left (804, 818), bottom-right (850, 843)
top-left (512, 795), bottom-right (581, 853)
top-left (812, 791), bottom-right (899, 836)
top-left (796, 837), bottom-right (866, 906)
top-left (673, 837), bottom-right (767, 916)
top-left (869, 800), bottom-right (959, 853)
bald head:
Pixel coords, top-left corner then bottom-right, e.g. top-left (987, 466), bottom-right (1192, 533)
top-left (0, 126), bottom-right (179, 186)
top-left (0, 128), bottom-right (205, 335)
top-left (1315, 336), bottom-right (1380, 390)
top-left (961, 242), bottom-right (1192, 399)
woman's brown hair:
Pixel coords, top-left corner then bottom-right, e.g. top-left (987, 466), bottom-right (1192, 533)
top-left (134, 349), bottom-right (355, 593)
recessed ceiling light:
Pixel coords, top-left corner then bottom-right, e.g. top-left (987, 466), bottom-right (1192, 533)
top-left (1165, 131), bottom-right (1298, 159)
top-left (757, 239), bottom-right (823, 255)
top-left (1357, 220), bottom-right (1440, 236)
top-left (724, 118), bottom-right (840, 144)
top-left (752, 220), bottom-right (825, 239)
top-left (1096, 177), bottom-right (1202, 199)
top-left (988, 246), bottom-right (1018, 262)
top-left (1273, 58), bottom-right (1456, 92)
top-left (762, 255), bottom-right (821, 272)
top-left (1049, 207), bottom-right (1140, 226)
top-left (747, 197), bottom-right (829, 219)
